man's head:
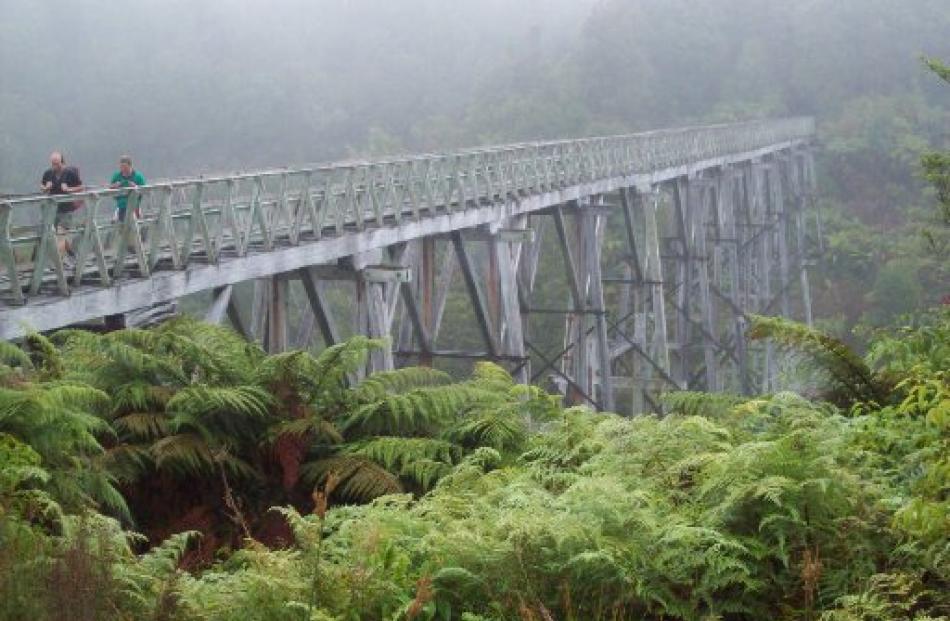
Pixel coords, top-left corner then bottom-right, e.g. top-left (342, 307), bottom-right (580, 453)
top-left (50, 151), bottom-right (65, 174)
top-left (119, 155), bottom-right (133, 177)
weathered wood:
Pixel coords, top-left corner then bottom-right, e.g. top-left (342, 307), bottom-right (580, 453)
top-left (451, 231), bottom-right (499, 357)
top-left (0, 203), bottom-right (24, 304)
top-left (695, 184), bottom-right (719, 391)
top-left (552, 204), bottom-right (583, 312)
top-left (583, 205), bottom-right (614, 411)
top-left (265, 277), bottom-right (288, 354)
top-left (3, 121), bottom-right (816, 415)
top-left (299, 267), bottom-right (340, 347)
top-left (399, 279), bottom-right (431, 355)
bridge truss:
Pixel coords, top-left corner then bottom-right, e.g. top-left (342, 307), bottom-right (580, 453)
top-left (1, 118), bottom-right (817, 412)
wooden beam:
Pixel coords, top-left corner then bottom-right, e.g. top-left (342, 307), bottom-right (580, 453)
top-left (298, 267), bottom-right (340, 346)
top-left (552, 205), bottom-right (583, 311)
top-left (451, 231), bottom-right (499, 357)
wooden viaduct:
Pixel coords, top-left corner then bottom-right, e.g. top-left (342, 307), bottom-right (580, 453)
top-left (0, 118), bottom-right (818, 413)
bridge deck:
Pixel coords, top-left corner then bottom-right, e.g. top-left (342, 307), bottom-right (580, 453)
top-left (0, 118), bottom-right (814, 340)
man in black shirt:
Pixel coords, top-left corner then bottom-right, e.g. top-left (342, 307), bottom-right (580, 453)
top-left (40, 151), bottom-right (84, 256)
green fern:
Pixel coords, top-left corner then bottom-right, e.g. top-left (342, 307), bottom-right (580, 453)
top-left (747, 315), bottom-right (888, 407)
top-left (352, 367), bottom-right (453, 403)
top-left (662, 391), bottom-right (746, 419)
top-left (0, 340), bottom-right (31, 370)
top-left (300, 455), bottom-right (403, 502)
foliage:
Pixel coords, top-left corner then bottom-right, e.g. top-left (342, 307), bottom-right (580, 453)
top-left (747, 315), bottom-right (890, 407)
top-left (921, 57), bottom-right (950, 227)
top-left (0, 312), bottom-right (947, 620)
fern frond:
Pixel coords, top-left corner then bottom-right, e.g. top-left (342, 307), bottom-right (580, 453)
top-left (24, 332), bottom-right (64, 379)
top-left (353, 367), bottom-right (453, 403)
top-left (113, 412), bottom-right (171, 440)
top-left (398, 458), bottom-right (453, 490)
top-left (151, 432), bottom-right (217, 475)
top-left (137, 530), bottom-right (198, 573)
top-left (662, 391), bottom-right (746, 419)
top-left (273, 415), bottom-right (343, 444)
top-left (300, 455), bottom-right (402, 502)
top-left (168, 384), bottom-right (272, 419)
top-left (470, 361), bottom-right (516, 390)
top-left (0, 340), bottom-right (31, 370)
top-left (314, 336), bottom-right (386, 386)
top-left (747, 315), bottom-right (887, 406)
top-left (346, 436), bottom-right (460, 470)
top-left (344, 384), bottom-right (495, 437)
top-left (446, 407), bottom-right (527, 451)
top-left (98, 442), bottom-right (152, 483)
top-left (39, 382), bottom-right (111, 414)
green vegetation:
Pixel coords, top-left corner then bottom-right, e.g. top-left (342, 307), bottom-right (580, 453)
top-left (2, 3), bottom-right (949, 619)
top-left (1, 311), bottom-right (947, 620)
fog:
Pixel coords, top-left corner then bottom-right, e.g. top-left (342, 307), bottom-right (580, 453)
top-left (1, 0), bottom-right (948, 195)
top-left (0, 0), bottom-right (596, 190)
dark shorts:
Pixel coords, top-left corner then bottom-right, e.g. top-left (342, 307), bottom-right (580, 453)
top-left (55, 208), bottom-right (78, 230)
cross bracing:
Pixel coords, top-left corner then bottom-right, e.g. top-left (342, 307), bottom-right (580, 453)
top-left (0, 117), bottom-right (817, 412)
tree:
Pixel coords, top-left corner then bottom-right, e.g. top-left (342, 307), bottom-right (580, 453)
top-left (922, 57), bottom-right (950, 226)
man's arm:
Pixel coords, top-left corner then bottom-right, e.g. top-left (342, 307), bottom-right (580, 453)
top-left (41, 170), bottom-right (52, 193)
top-left (61, 169), bottom-right (85, 193)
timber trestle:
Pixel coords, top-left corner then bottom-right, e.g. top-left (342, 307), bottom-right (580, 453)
top-left (0, 118), bottom-right (818, 414)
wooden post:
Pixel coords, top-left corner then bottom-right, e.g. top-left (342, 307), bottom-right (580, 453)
top-left (420, 238), bottom-right (436, 366)
top-left (642, 186), bottom-right (672, 391)
top-left (299, 267), bottom-right (340, 347)
top-left (695, 182), bottom-right (719, 392)
top-left (452, 231), bottom-right (499, 358)
top-left (672, 178), bottom-right (693, 388)
top-left (584, 202), bottom-right (614, 411)
top-left (517, 215), bottom-right (544, 383)
top-left (265, 276), bottom-right (288, 354)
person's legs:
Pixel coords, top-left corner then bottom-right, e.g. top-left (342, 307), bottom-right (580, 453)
top-left (54, 209), bottom-right (77, 270)
top-left (54, 209), bottom-right (75, 256)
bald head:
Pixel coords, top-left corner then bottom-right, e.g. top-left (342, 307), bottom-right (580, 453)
top-left (50, 151), bottom-right (64, 173)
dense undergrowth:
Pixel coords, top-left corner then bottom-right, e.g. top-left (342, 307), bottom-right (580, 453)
top-left (0, 312), bottom-right (947, 621)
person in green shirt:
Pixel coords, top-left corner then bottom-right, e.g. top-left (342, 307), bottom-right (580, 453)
top-left (109, 155), bottom-right (146, 222)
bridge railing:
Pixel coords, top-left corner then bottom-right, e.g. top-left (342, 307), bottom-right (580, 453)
top-left (0, 117), bottom-right (813, 305)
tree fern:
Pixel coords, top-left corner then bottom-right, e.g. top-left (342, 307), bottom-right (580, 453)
top-left (747, 315), bottom-right (888, 407)
top-left (352, 367), bottom-right (453, 403)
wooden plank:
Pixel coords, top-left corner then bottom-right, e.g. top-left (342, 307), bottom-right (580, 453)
top-left (642, 188), bottom-right (671, 381)
top-left (451, 231), bottom-right (499, 357)
top-left (694, 185), bottom-right (719, 392)
top-left (552, 205), bottom-right (583, 311)
top-left (29, 200), bottom-right (57, 295)
top-left (399, 278), bottom-right (431, 354)
top-left (583, 207), bottom-right (614, 411)
top-left (298, 267), bottom-right (340, 347)
top-left (619, 187), bottom-right (644, 281)
top-left (265, 277), bottom-right (288, 353)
